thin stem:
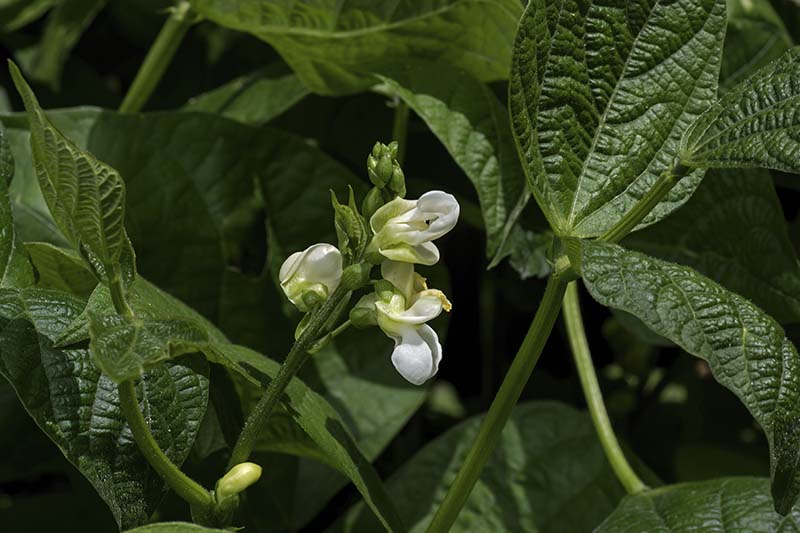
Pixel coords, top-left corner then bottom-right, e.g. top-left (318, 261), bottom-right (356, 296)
top-left (426, 273), bottom-right (568, 533)
top-left (119, 1), bottom-right (195, 113)
top-left (563, 282), bottom-right (646, 494)
top-left (392, 99), bottom-right (409, 165)
top-left (118, 380), bottom-right (213, 508)
top-left (228, 284), bottom-right (350, 469)
top-left (599, 164), bottom-right (690, 244)
top-left (109, 269), bottom-right (134, 319)
top-left (328, 319), bottom-right (351, 339)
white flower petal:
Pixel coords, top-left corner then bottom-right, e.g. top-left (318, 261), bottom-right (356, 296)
top-left (417, 191), bottom-right (459, 241)
top-left (388, 324), bottom-right (441, 385)
top-left (279, 251), bottom-right (304, 283)
top-left (379, 242), bottom-right (439, 266)
top-left (381, 260), bottom-right (415, 300)
top-left (302, 243), bottom-right (343, 293)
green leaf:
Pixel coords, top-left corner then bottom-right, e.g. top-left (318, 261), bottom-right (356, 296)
top-left (377, 61), bottom-right (527, 258)
top-left (184, 68), bottom-right (310, 125)
top-left (493, 226), bottom-right (553, 280)
top-left (581, 240), bottom-right (800, 514)
top-left (0, 0), bottom-right (55, 32)
top-left (125, 523), bottom-right (230, 533)
top-left (89, 314), bottom-right (210, 384)
top-left (682, 48), bottom-right (800, 171)
top-left (8, 64), bottom-right (136, 288)
top-left (509, 0), bottom-right (726, 237)
top-left (24, 241), bottom-right (97, 297)
top-left (626, 168), bottom-right (800, 324)
top-left (0, 121), bottom-right (34, 288)
top-left (191, 0), bottom-right (522, 95)
top-left (336, 401), bottom-right (633, 532)
top-left (0, 287), bottom-right (210, 530)
top-left (721, 0), bottom-right (793, 91)
top-left (28, 0), bottom-right (107, 89)
top-left (596, 477), bottom-right (800, 531)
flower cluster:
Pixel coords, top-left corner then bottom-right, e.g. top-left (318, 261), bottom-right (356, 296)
top-left (278, 143), bottom-right (459, 385)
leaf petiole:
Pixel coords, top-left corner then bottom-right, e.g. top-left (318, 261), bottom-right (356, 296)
top-left (563, 281), bottom-right (646, 494)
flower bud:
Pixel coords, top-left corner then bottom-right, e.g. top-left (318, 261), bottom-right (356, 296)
top-left (362, 187), bottom-right (385, 221)
top-left (367, 141), bottom-right (399, 188)
top-left (216, 462), bottom-right (262, 503)
top-left (350, 294), bottom-right (378, 328)
top-left (388, 162), bottom-right (406, 198)
top-left (341, 263), bottom-right (372, 291)
top-left (279, 243), bottom-right (343, 312)
top-left (332, 189), bottom-right (369, 263)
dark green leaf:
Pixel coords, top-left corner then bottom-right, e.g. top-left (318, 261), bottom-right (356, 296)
top-left (0, 287), bottom-right (210, 529)
top-left (25, 241), bottom-right (97, 297)
top-left (510, 0), bottom-right (726, 237)
top-left (581, 241), bottom-right (800, 513)
top-left (8, 64), bottom-right (136, 287)
top-left (28, 0), bottom-right (107, 89)
top-left (337, 401), bottom-right (631, 532)
top-left (125, 524), bottom-right (229, 533)
top-left (0, 121), bottom-right (34, 288)
top-left (597, 477), bottom-right (800, 531)
top-left (191, 0), bottom-right (522, 95)
top-left (721, 0), bottom-right (792, 90)
top-left (682, 48), bottom-right (800, 171)
top-left (377, 61), bottom-right (527, 258)
top-left (0, 0), bottom-right (55, 32)
top-left (626, 167), bottom-right (800, 324)
top-left (184, 68), bottom-right (309, 125)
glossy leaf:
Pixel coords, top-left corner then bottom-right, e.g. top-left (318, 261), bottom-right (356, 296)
top-left (0, 287), bottom-right (210, 530)
top-left (25, 241), bottom-right (97, 297)
top-left (509, 0), bottom-right (726, 237)
top-left (682, 48), bottom-right (800, 171)
top-left (597, 477), bottom-right (800, 531)
top-left (720, 0), bottom-right (792, 91)
top-left (378, 61), bottom-right (527, 258)
top-left (581, 241), bottom-right (800, 513)
top-left (8, 64), bottom-right (136, 287)
top-left (0, 121), bottom-right (34, 288)
top-left (185, 68), bottom-right (309, 125)
top-left (626, 168), bottom-right (800, 324)
top-left (191, 0), bottom-right (522, 95)
top-left (336, 401), bottom-right (631, 532)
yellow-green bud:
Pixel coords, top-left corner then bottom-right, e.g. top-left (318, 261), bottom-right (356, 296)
top-left (216, 462), bottom-right (263, 503)
top-left (388, 162), bottom-right (406, 198)
top-left (341, 263), bottom-right (372, 291)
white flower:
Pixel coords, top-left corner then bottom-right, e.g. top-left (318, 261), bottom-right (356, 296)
top-left (359, 261), bottom-right (451, 385)
top-left (369, 191), bottom-right (459, 265)
top-left (279, 243), bottom-right (343, 312)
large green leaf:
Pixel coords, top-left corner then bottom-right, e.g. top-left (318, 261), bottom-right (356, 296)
top-left (597, 477), bottom-right (800, 531)
top-left (0, 287), bottom-right (210, 530)
top-left (24, 241), bottom-right (98, 297)
top-left (581, 241), bottom-right (800, 513)
top-left (8, 64), bottom-right (136, 287)
top-left (721, 0), bottom-right (792, 91)
top-left (336, 401), bottom-right (632, 532)
top-left (377, 61), bottom-right (527, 258)
top-left (509, 0), bottom-right (726, 237)
top-left (185, 68), bottom-right (310, 125)
top-left (190, 0), bottom-right (522, 95)
top-left (682, 48), bottom-right (800, 171)
top-left (625, 168), bottom-right (800, 324)
top-left (0, 121), bottom-right (34, 288)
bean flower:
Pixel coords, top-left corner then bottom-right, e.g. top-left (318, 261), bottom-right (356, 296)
top-left (279, 243), bottom-right (343, 312)
top-left (356, 261), bottom-right (451, 385)
top-left (369, 191), bottom-right (459, 265)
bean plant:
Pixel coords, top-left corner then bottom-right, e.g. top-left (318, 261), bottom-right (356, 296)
top-left (2, 0), bottom-right (800, 531)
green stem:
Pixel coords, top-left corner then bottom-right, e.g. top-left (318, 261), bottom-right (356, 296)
top-left (227, 284), bottom-right (350, 469)
top-left (118, 380), bottom-right (213, 508)
top-left (563, 282), bottom-right (646, 494)
top-left (392, 99), bottom-right (409, 165)
top-left (599, 164), bottom-right (689, 244)
top-left (426, 273), bottom-right (569, 533)
top-left (119, 1), bottom-right (195, 113)
top-left (109, 271), bottom-right (134, 319)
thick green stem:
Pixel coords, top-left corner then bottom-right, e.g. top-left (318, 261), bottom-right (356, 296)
top-left (118, 380), bottom-right (213, 508)
top-left (119, 1), bottom-right (195, 113)
top-left (426, 273), bottom-right (568, 533)
top-left (563, 282), bottom-right (646, 494)
top-left (227, 285), bottom-right (350, 469)
top-left (392, 99), bottom-right (409, 165)
top-left (599, 164), bottom-right (689, 244)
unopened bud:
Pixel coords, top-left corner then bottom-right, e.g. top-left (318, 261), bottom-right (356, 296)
top-left (388, 162), bottom-right (406, 198)
top-left (341, 263), bottom-right (372, 291)
top-left (362, 187), bottom-right (385, 221)
top-left (216, 462), bottom-right (262, 503)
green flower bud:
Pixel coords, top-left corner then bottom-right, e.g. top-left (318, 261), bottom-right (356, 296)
top-left (350, 305), bottom-right (378, 328)
top-left (388, 162), bottom-right (406, 198)
top-left (367, 141), bottom-right (398, 188)
top-left (341, 263), bottom-right (373, 291)
top-left (332, 188), bottom-right (369, 264)
top-left (362, 186), bottom-right (385, 221)
top-left (216, 462), bottom-right (262, 503)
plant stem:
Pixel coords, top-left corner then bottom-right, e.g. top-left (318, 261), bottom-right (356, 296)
top-left (599, 164), bottom-right (690, 244)
top-left (426, 273), bottom-right (568, 533)
top-left (227, 284), bottom-right (350, 469)
top-left (119, 0), bottom-right (195, 113)
top-left (562, 282), bottom-right (646, 494)
top-left (109, 269), bottom-right (134, 318)
top-left (118, 380), bottom-right (213, 508)
top-left (392, 99), bottom-right (409, 165)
